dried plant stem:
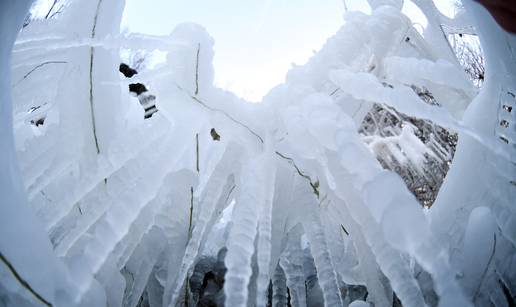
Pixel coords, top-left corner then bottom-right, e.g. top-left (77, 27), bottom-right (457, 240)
top-left (0, 252), bottom-right (52, 306)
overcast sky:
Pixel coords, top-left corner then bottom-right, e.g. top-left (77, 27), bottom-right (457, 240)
top-left (122, 0), bottom-right (346, 102)
top-left (121, 0), bottom-right (455, 102)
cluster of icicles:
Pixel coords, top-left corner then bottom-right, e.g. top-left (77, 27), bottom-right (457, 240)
top-left (1, 0), bottom-right (515, 306)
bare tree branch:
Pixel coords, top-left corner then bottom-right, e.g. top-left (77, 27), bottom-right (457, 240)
top-left (45, 0), bottom-right (58, 19)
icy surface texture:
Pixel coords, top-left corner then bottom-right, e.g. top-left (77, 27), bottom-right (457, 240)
top-left (1, 0), bottom-right (515, 306)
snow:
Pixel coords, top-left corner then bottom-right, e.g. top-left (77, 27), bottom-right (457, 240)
top-left (1, 0), bottom-right (515, 306)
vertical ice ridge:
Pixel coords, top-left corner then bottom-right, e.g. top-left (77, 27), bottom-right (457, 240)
top-left (279, 227), bottom-right (307, 307)
top-left (223, 153), bottom-right (268, 307)
top-left (166, 143), bottom-right (240, 307)
top-left (255, 151), bottom-right (277, 307)
top-left (272, 263), bottom-right (288, 307)
top-left (40, 120), bottom-right (171, 231)
top-left (0, 1), bottom-right (82, 306)
top-left (320, 208), bottom-right (356, 285)
top-left (52, 126), bottom-right (173, 256)
top-left (329, 170), bottom-right (428, 306)
top-left (72, 133), bottom-right (193, 302)
top-left (356, 213), bottom-right (428, 307)
top-left (122, 227), bottom-right (167, 307)
top-left (299, 184), bottom-right (343, 307)
top-left (327, 147), bottom-right (460, 307)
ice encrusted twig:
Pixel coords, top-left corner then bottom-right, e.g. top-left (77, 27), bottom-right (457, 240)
top-left (177, 83), bottom-right (265, 144)
top-left (275, 151), bottom-right (319, 198)
top-left (194, 43), bottom-right (200, 96)
top-left (88, 0), bottom-right (104, 155)
top-left (472, 233), bottom-right (497, 301)
top-left (15, 60), bottom-right (67, 85)
top-left (0, 252), bottom-right (52, 307)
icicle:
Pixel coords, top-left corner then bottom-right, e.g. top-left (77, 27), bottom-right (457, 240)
top-left (255, 148), bottom-right (277, 307)
top-left (165, 143), bottom-right (240, 307)
top-left (37, 120), bottom-right (171, 232)
top-left (302, 213), bottom-right (343, 306)
top-left (342, 217), bottom-right (393, 306)
top-left (224, 152), bottom-right (270, 307)
top-left (122, 227), bottom-right (166, 307)
top-left (327, 147), bottom-right (467, 306)
top-left (279, 226), bottom-right (307, 307)
top-left (319, 206), bottom-right (358, 285)
top-left (326, 151), bottom-right (428, 307)
top-left (298, 182), bottom-right (344, 307)
top-left (272, 264), bottom-right (288, 307)
top-left (0, 1), bottom-right (84, 306)
top-left (461, 207), bottom-right (496, 299)
top-left (65, 132), bottom-right (199, 303)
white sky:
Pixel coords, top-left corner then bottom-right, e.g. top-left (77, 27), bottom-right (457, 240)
top-left (122, 0), bottom-right (346, 102)
top-left (120, 0), bottom-right (457, 102)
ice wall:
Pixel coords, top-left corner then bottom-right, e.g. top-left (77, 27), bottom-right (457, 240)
top-left (1, 0), bottom-right (515, 306)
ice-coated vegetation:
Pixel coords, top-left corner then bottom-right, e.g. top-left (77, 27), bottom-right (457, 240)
top-left (1, 0), bottom-right (515, 306)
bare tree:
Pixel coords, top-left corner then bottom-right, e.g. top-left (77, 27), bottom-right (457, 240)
top-left (448, 33), bottom-right (485, 87)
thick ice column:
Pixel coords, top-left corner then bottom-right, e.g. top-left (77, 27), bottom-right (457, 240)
top-left (224, 153), bottom-right (270, 307)
top-left (461, 207), bottom-right (497, 299)
top-left (165, 144), bottom-right (239, 307)
top-left (298, 182), bottom-right (343, 307)
top-left (430, 2), bottom-right (516, 303)
top-left (431, 0), bottom-right (516, 248)
top-left (167, 23), bottom-right (215, 97)
top-left (255, 149), bottom-right (276, 307)
top-left (58, 0), bottom-right (127, 156)
top-left (88, 0), bottom-right (127, 153)
top-left (411, 0), bottom-right (461, 63)
top-left (0, 2), bottom-right (32, 211)
top-left (279, 227), bottom-right (307, 307)
top-left (272, 264), bottom-right (288, 307)
top-left (0, 1), bottom-right (79, 306)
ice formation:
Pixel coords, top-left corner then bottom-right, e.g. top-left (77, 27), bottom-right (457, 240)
top-left (1, 0), bottom-right (515, 306)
